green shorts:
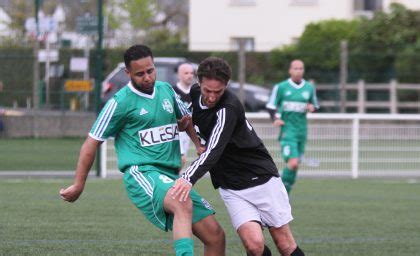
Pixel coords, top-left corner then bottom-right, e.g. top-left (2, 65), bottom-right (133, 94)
top-left (280, 139), bottom-right (306, 162)
top-left (123, 165), bottom-right (215, 231)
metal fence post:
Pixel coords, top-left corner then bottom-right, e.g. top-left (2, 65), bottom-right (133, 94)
top-left (351, 116), bottom-right (359, 179)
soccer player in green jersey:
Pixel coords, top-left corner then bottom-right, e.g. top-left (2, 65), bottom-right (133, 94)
top-left (266, 60), bottom-right (319, 194)
top-left (60, 45), bottom-right (225, 256)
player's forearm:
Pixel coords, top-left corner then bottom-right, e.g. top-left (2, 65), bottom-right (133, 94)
top-left (73, 138), bottom-right (100, 187)
top-left (266, 108), bottom-right (281, 122)
top-left (185, 119), bottom-right (201, 149)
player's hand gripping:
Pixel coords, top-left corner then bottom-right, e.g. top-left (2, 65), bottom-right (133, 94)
top-left (195, 145), bottom-right (206, 156)
top-left (171, 178), bottom-right (192, 202)
top-left (177, 115), bottom-right (191, 132)
top-left (273, 119), bottom-right (284, 126)
top-left (60, 184), bottom-right (84, 202)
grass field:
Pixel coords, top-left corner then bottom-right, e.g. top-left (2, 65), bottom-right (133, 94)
top-left (0, 138), bottom-right (85, 171)
top-left (1, 177), bottom-right (419, 255)
top-left (2, 137), bottom-right (419, 174)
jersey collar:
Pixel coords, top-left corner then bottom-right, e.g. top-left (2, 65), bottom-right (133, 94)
top-left (176, 82), bottom-right (191, 94)
top-left (288, 78), bottom-right (305, 89)
top-left (128, 81), bottom-right (156, 99)
top-left (199, 95), bottom-right (209, 109)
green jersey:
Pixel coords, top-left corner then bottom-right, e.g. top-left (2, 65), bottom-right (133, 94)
top-left (89, 81), bottom-right (190, 173)
top-left (266, 79), bottom-right (319, 140)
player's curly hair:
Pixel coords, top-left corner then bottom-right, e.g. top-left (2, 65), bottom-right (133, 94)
top-left (197, 57), bottom-right (232, 85)
top-left (124, 44), bottom-right (154, 69)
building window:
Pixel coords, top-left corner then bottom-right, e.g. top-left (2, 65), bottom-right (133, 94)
top-left (230, 0), bottom-right (256, 7)
top-left (230, 37), bottom-right (255, 51)
top-left (354, 0), bottom-right (382, 11)
top-left (354, 0), bottom-right (382, 18)
top-left (290, 0), bottom-right (318, 6)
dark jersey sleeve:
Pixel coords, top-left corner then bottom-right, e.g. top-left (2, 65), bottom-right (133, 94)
top-left (181, 106), bottom-right (237, 185)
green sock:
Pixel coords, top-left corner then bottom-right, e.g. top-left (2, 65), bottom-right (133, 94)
top-left (173, 238), bottom-right (194, 256)
top-left (282, 167), bottom-right (297, 194)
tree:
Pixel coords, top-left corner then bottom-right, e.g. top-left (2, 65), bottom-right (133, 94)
top-left (106, 0), bottom-right (188, 49)
top-left (296, 19), bottom-right (360, 83)
top-left (350, 3), bottom-right (420, 82)
top-left (268, 19), bottom-right (359, 83)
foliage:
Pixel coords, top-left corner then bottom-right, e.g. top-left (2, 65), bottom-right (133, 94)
top-left (350, 3), bottom-right (420, 82)
top-left (106, 0), bottom-right (188, 48)
top-left (267, 3), bottom-right (420, 84)
top-left (297, 19), bottom-right (360, 82)
top-left (8, 0), bottom-right (32, 37)
top-left (268, 45), bottom-right (299, 84)
top-left (395, 41), bottom-right (420, 83)
top-left (108, 0), bottom-right (155, 30)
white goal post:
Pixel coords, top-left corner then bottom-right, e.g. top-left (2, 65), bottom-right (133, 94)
top-left (100, 113), bottom-right (420, 178)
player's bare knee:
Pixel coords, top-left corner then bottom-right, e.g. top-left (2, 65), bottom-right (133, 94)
top-left (211, 224), bottom-right (225, 245)
top-left (288, 161), bottom-right (299, 170)
top-left (276, 236), bottom-right (297, 255)
top-left (270, 226), bottom-right (296, 255)
top-left (207, 221), bottom-right (225, 245)
top-left (243, 237), bottom-right (265, 256)
top-left (245, 241), bottom-right (265, 256)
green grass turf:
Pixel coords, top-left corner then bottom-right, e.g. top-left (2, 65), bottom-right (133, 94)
top-left (2, 138), bottom-right (419, 173)
top-left (0, 138), bottom-right (86, 171)
top-left (0, 178), bottom-right (419, 255)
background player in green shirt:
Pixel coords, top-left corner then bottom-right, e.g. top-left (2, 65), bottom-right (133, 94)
top-left (60, 45), bottom-right (225, 256)
top-left (266, 60), bottom-right (319, 194)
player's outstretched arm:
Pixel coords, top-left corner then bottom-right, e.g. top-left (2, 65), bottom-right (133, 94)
top-left (177, 115), bottom-right (191, 132)
top-left (60, 137), bottom-right (102, 202)
top-left (185, 118), bottom-right (206, 155)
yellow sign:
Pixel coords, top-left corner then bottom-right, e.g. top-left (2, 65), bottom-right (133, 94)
top-left (64, 80), bottom-right (93, 92)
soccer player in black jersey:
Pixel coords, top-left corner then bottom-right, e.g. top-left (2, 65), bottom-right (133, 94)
top-left (172, 57), bottom-right (305, 256)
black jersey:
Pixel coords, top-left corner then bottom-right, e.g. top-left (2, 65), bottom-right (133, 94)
top-left (173, 83), bottom-right (192, 108)
top-left (182, 84), bottom-right (279, 190)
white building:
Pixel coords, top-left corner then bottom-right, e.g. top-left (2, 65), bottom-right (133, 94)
top-left (189, 0), bottom-right (420, 52)
top-left (0, 7), bottom-right (11, 37)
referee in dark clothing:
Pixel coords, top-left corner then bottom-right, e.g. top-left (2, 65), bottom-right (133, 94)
top-left (172, 57), bottom-right (305, 256)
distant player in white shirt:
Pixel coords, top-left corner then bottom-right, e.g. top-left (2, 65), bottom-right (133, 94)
top-left (173, 63), bottom-right (195, 168)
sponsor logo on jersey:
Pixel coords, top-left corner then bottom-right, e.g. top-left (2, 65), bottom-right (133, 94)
top-left (282, 101), bottom-right (307, 113)
top-left (139, 108), bottom-right (148, 116)
top-left (138, 123), bottom-right (179, 147)
top-left (302, 91), bottom-right (310, 100)
top-left (159, 174), bottom-right (174, 183)
top-left (162, 99), bottom-right (173, 113)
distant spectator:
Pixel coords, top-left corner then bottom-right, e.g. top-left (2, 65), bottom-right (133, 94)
top-left (173, 63), bottom-right (195, 168)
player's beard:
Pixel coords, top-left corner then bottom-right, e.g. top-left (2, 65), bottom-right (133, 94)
top-left (131, 79), bottom-right (155, 95)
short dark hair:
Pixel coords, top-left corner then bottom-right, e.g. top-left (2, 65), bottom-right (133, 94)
top-left (197, 57), bottom-right (231, 85)
top-left (123, 44), bottom-right (154, 69)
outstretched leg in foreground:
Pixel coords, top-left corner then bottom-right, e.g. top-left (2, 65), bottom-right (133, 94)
top-left (269, 223), bottom-right (304, 256)
top-left (192, 215), bottom-right (226, 256)
top-left (237, 221), bottom-right (267, 256)
top-left (164, 192), bottom-right (194, 256)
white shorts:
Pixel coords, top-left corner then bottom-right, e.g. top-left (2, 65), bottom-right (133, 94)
top-left (219, 176), bottom-right (293, 231)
